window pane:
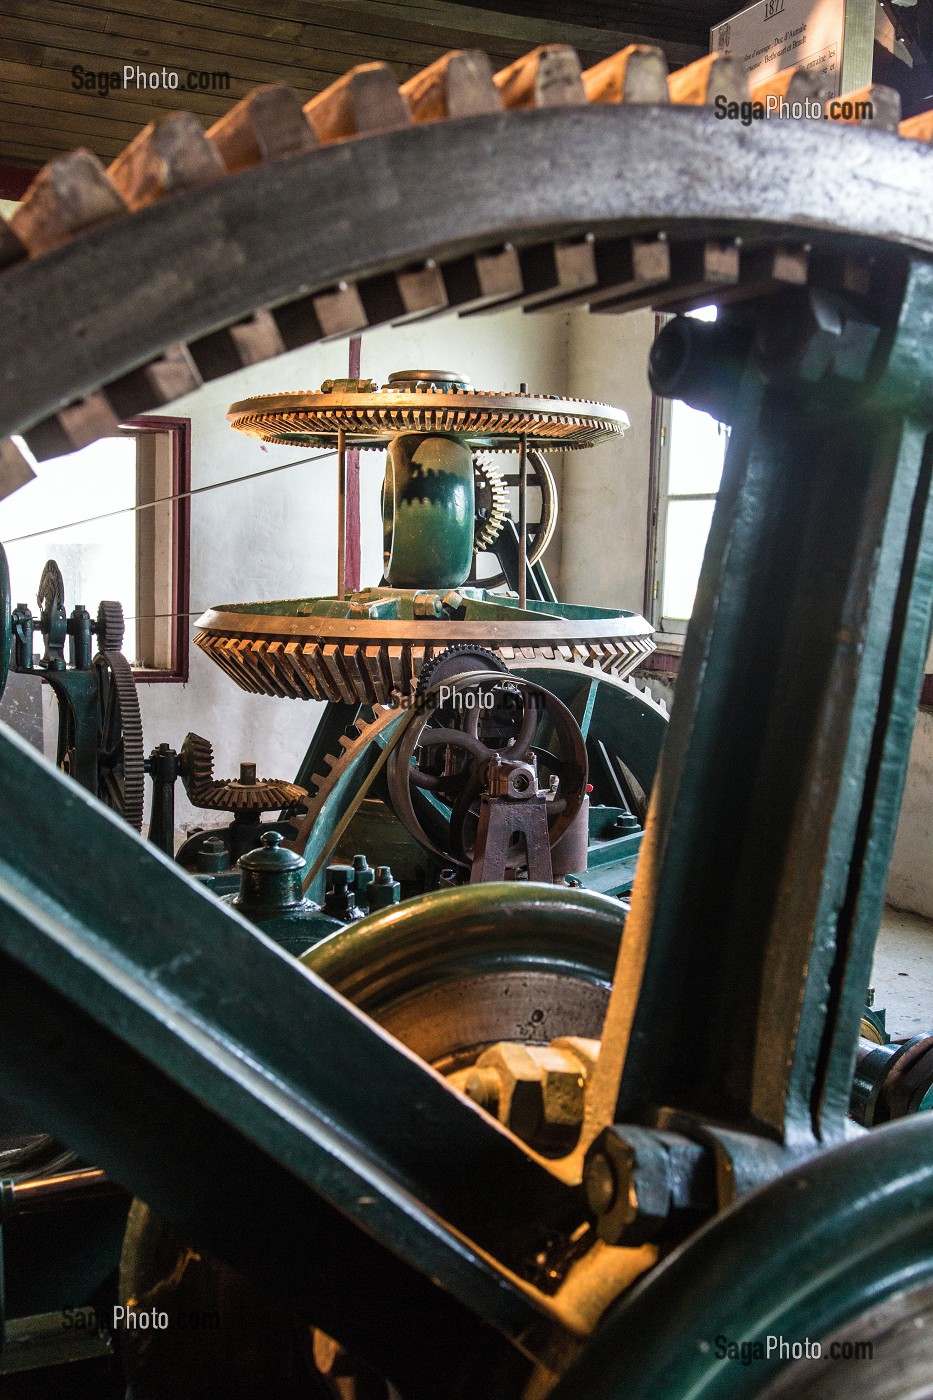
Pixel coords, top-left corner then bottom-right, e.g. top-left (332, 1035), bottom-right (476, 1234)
top-left (0, 438), bottom-right (137, 657)
top-left (662, 498), bottom-right (716, 622)
top-left (667, 397), bottom-right (728, 496)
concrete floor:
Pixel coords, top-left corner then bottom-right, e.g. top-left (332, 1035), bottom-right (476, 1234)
top-left (872, 905), bottom-right (933, 1037)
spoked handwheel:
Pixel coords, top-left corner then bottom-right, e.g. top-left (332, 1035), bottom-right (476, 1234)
top-left (386, 671), bottom-right (587, 874)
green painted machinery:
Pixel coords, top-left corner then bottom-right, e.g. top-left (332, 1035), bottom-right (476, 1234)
top-left (2, 49), bottom-right (933, 1400)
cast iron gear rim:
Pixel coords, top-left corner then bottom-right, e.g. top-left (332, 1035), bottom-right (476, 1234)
top-left (96, 599), bottom-right (126, 653)
top-left (1, 62), bottom-right (931, 469)
top-left (96, 649), bottom-right (145, 832)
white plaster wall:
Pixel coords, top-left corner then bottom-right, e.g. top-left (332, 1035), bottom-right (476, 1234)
top-left (135, 307), bottom-right (573, 836)
top-left (888, 710), bottom-right (933, 919)
top-left (560, 308), bottom-right (656, 614)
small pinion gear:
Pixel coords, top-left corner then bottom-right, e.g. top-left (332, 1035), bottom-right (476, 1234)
top-left (416, 643), bottom-right (509, 695)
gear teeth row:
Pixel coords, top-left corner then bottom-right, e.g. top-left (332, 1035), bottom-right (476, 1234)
top-left (228, 401), bottom-right (623, 450)
top-left (95, 600), bottom-right (126, 654)
top-left (101, 650), bottom-right (145, 833)
top-left (0, 40), bottom-right (921, 465)
top-left (193, 630), bottom-right (655, 702)
top-left (473, 456), bottom-right (511, 553)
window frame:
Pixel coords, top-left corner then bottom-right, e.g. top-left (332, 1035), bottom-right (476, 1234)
top-left (645, 315), bottom-right (726, 648)
top-left (122, 415), bottom-right (191, 684)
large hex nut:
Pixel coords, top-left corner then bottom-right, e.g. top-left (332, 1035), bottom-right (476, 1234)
top-left (474, 1042), bottom-right (547, 1141)
top-left (467, 1040), bottom-right (590, 1147)
top-left (584, 1125), bottom-right (673, 1245)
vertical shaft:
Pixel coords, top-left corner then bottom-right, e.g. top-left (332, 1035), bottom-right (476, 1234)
top-left (336, 425), bottom-right (347, 599)
top-left (518, 432), bottom-right (528, 610)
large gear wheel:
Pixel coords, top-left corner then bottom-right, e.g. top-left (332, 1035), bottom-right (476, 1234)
top-left (94, 647), bottom-right (145, 832)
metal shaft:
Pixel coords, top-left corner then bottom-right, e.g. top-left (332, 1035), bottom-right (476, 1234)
top-left (336, 424), bottom-right (347, 598)
top-left (518, 432), bottom-right (528, 610)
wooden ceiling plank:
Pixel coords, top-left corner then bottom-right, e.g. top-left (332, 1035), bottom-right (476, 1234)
top-left (305, 0), bottom-right (701, 62)
top-left (142, 0), bottom-right (534, 65)
top-left (47, 0), bottom-right (304, 45)
top-left (0, 60), bottom-right (245, 117)
top-left (4, 118), bottom-right (126, 159)
top-left (4, 15), bottom-right (422, 90)
top-left (0, 97), bottom-right (149, 140)
top-left (44, 0), bottom-right (511, 72)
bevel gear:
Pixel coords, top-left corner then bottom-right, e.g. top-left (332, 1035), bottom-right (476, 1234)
top-left (179, 732), bottom-right (307, 814)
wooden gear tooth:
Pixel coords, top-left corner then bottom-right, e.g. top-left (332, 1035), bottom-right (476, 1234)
top-left (900, 110), bottom-right (933, 142)
top-left (10, 149), bottom-right (126, 256)
top-left (828, 84), bottom-right (901, 132)
top-left (749, 63), bottom-right (828, 110)
top-left (187, 312), bottom-right (285, 382)
top-left (593, 238), bottom-right (739, 316)
top-left (528, 234), bottom-right (670, 314)
top-left (465, 237), bottom-right (598, 317)
top-left (668, 53), bottom-right (748, 106)
top-left (401, 50), bottom-right (502, 122)
top-left (108, 112), bottom-right (226, 211)
top-left (304, 62), bottom-right (411, 142)
top-left (494, 45), bottom-right (586, 109)
top-left (206, 84), bottom-right (318, 172)
top-left (312, 283), bottom-right (368, 340)
top-left (23, 394), bottom-right (120, 463)
top-left (104, 345), bottom-right (202, 421)
top-left (583, 45), bottom-right (670, 106)
top-left (0, 438), bottom-right (35, 501)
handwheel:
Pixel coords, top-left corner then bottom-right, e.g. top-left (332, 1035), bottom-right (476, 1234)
top-left (386, 671), bottom-right (588, 874)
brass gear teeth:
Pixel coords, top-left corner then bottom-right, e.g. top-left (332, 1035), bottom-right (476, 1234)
top-left (101, 650), bottom-right (145, 833)
top-left (472, 456), bottom-right (510, 553)
top-left (179, 731), bottom-right (306, 813)
top-left (193, 631), bottom-right (657, 704)
top-left (287, 706), bottom-right (401, 853)
top-left (227, 394), bottom-right (627, 450)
